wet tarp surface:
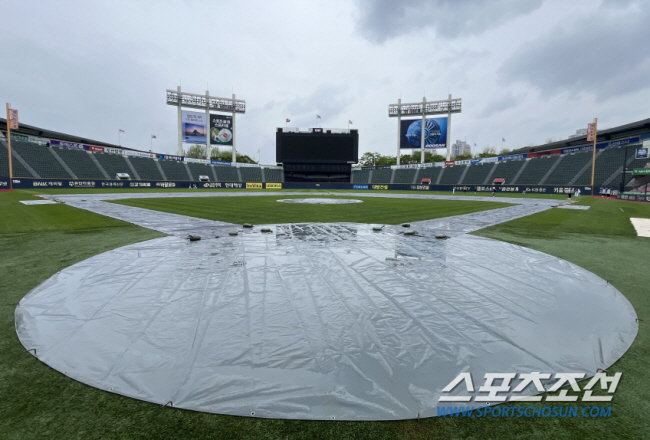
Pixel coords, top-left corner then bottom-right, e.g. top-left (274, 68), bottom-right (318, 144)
top-left (15, 195), bottom-right (638, 420)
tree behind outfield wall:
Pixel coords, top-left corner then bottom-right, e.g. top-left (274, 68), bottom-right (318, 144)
top-left (210, 148), bottom-right (257, 164)
top-left (186, 144), bottom-right (208, 159)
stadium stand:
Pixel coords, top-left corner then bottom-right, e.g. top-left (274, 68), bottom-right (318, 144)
top-left (11, 142), bottom-right (71, 179)
top-left (214, 165), bottom-right (239, 181)
top-left (186, 162), bottom-right (213, 181)
top-left (370, 168), bottom-right (392, 183)
top-left (392, 168), bottom-right (417, 184)
top-left (94, 153), bottom-right (131, 179)
top-left (159, 160), bottom-right (190, 181)
top-left (439, 165), bottom-right (466, 185)
top-left (239, 166), bottom-right (262, 182)
top-left (129, 156), bottom-right (164, 180)
top-left (1, 144), bottom-right (32, 177)
top-left (516, 156), bottom-right (560, 185)
top-left (351, 169), bottom-right (370, 183)
top-left (264, 168), bottom-right (282, 182)
top-left (418, 166), bottom-right (442, 183)
top-left (544, 151), bottom-right (592, 185)
top-left (460, 163), bottom-right (494, 184)
top-left (490, 160), bottom-right (526, 185)
top-left (53, 148), bottom-right (105, 179)
top-left (625, 155), bottom-right (650, 185)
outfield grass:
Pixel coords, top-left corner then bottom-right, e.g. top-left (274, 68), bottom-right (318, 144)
top-left (111, 195), bottom-right (512, 225)
top-left (26, 188), bottom-right (568, 199)
top-left (1, 190), bottom-right (649, 439)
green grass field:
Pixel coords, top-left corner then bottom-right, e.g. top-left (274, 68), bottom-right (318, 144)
top-left (112, 194), bottom-right (512, 225)
top-left (1, 190), bottom-right (649, 439)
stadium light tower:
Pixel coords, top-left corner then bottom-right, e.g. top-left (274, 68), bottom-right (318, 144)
top-left (388, 94), bottom-right (462, 164)
top-left (166, 87), bottom-right (246, 163)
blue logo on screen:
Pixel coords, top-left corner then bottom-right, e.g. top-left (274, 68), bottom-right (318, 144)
top-left (405, 119), bottom-right (443, 147)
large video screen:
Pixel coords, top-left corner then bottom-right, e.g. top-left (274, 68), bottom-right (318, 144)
top-left (276, 130), bottom-right (358, 163)
top-left (400, 117), bottom-right (447, 149)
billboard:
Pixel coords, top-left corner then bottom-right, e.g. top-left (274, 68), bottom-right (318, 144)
top-left (210, 114), bottom-right (233, 146)
top-left (400, 117), bottom-right (447, 149)
top-left (182, 110), bottom-right (207, 144)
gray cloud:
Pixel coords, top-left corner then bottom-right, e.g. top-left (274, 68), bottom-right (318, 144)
top-left (355, 0), bottom-right (543, 43)
top-left (478, 92), bottom-right (525, 118)
top-left (499, 2), bottom-right (650, 100)
top-left (286, 85), bottom-right (353, 124)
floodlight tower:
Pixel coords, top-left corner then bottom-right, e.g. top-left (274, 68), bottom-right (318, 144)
top-left (166, 87), bottom-right (246, 163)
top-left (388, 94), bottom-right (462, 164)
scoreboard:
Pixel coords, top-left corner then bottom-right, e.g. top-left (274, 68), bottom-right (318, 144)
top-left (276, 128), bottom-right (358, 164)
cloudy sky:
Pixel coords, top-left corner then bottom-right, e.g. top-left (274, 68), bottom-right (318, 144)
top-left (2, 0), bottom-right (649, 163)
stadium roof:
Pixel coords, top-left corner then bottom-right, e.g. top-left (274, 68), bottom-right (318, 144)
top-left (510, 117), bottom-right (650, 154)
top-left (0, 117), bottom-right (145, 153)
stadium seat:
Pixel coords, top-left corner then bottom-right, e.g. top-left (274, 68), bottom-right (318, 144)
top-left (370, 168), bottom-right (392, 183)
top-left (159, 160), bottom-right (190, 181)
top-left (264, 168), bottom-right (283, 182)
top-left (53, 148), bottom-right (105, 179)
top-left (545, 151), bottom-right (592, 185)
top-left (418, 166), bottom-right (442, 183)
top-left (214, 165), bottom-right (240, 182)
top-left (94, 153), bottom-right (132, 179)
top-left (439, 165), bottom-right (466, 185)
top-left (351, 169), bottom-right (370, 183)
top-left (392, 168), bottom-right (417, 184)
top-left (460, 163), bottom-right (493, 184)
top-left (129, 157), bottom-right (164, 180)
top-left (490, 160), bottom-right (525, 185)
top-left (516, 156), bottom-right (560, 185)
top-left (11, 141), bottom-right (72, 179)
top-left (239, 167), bottom-right (262, 182)
top-left (187, 162), bottom-right (213, 181)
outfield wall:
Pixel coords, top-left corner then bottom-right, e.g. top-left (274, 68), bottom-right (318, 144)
top-left (0, 177), bottom-right (603, 196)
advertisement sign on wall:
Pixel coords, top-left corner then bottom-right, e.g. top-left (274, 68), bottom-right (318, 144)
top-left (400, 117), bottom-right (448, 149)
top-left (210, 114), bottom-right (233, 146)
top-left (182, 111), bottom-right (207, 144)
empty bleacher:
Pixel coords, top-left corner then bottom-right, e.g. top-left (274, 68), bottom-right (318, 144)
top-left (516, 156), bottom-right (560, 185)
top-left (239, 166), bottom-right (262, 182)
top-left (1, 144), bottom-right (32, 177)
top-left (129, 157), bottom-right (164, 180)
top-left (392, 168), bottom-right (417, 184)
top-left (94, 153), bottom-right (131, 179)
top-left (439, 165), bottom-right (466, 185)
top-left (418, 166), bottom-right (442, 183)
top-left (545, 151), bottom-right (592, 185)
top-left (370, 168), bottom-right (393, 183)
top-left (460, 163), bottom-right (493, 184)
top-left (11, 142), bottom-right (71, 179)
top-left (214, 165), bottom-right (239, 181)
top-left (264, 168), bottom-right (282, 182)
top-left (54, 147), bottom-right (105, 179)
top-left (159, 160), bottom-right (190, 181)
top-left (490, 160), bottom-right (525, 185)
top-left (352, 169), bottom-right (370, 183)
top-left (187, 162), bottom-right (214, 181)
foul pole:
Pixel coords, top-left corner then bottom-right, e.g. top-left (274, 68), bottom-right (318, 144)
top-left (5, 103), bottom-right (16, 190)
top-left (589, 118), bottom-right (598, 192)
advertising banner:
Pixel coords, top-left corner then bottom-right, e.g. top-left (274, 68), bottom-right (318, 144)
top-left (185, 158), bottom-right (211, 164)
top-left (265, 183), bottom-right (282, 189)
top-left (210, 114), bottom-right (233, 146)
top-left (87, 145), bottom-right (104, 153)
top-left (633, 168), bottom-right (650, 175)
top-left (211, 160), bottom-right (231, 166)
top-left (444, 161), bottom-right (455, 167)
top-left (123, 150), bottom-right (156, 158)
top-left (182, 110), bottom-right (207, 144)
top-left (50, 140), bottom-right (85, 150)
top-left (158, 154), bottom-right (184, 161)
top-left (400, 117), bottom-right (448, 149)
top-left (500, 154), bottom-right (526, 161)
